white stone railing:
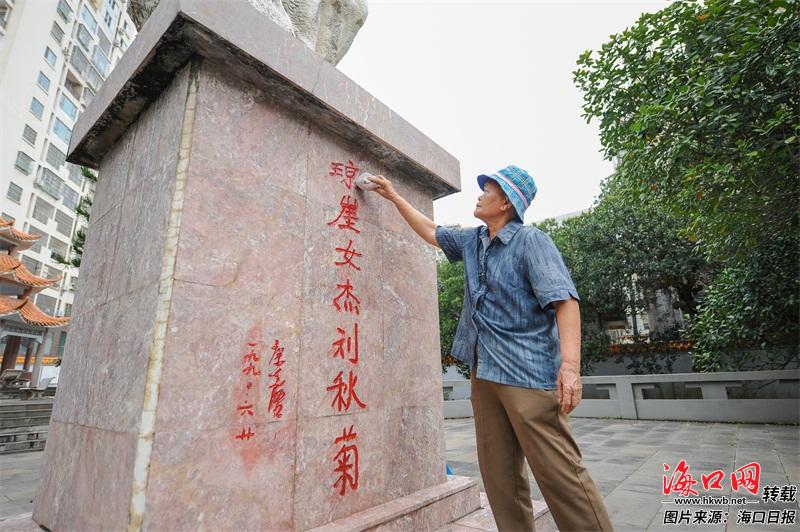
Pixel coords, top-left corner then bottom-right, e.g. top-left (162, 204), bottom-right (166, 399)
top-left (443, 370), bottom-right (800, 423)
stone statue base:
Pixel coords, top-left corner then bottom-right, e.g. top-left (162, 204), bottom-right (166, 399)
top-left (32, 1), bottom-right (477, 530)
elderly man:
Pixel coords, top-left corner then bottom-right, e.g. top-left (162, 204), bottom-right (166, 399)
top-left (369, 166), bottom-right (613, 531)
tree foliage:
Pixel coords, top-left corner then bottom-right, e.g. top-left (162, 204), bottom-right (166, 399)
top-left (437, 254), bottom-right (470, 377)
top-left (573, 0), bottom-right (799, 369)
top-left (536, 180), bottom-right (709, 372)
top-left (53, 167), bottom-right (96, 268)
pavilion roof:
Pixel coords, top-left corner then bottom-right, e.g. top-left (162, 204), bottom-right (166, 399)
top-left (0, 219), bottom-right (42, 251)
top-left (0, 254), bottom-right (62, 290)
top-left (0, 296), bottom-right (69, 328)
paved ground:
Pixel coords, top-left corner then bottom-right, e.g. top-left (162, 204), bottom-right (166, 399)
top-left (1, 418), bottom-right (797, 530)
top-left (445, 417), bottom-right (799, 531)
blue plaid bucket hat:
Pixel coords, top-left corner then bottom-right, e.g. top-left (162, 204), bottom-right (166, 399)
top-left (477, 165), bottom-right (537, 222)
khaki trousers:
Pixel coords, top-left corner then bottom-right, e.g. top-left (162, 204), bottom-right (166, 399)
top-left (470, 369), bottom-right (614, 531)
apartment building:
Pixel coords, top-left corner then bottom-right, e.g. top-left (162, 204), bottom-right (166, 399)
top-left (0, 0), bottom-right (135, 353)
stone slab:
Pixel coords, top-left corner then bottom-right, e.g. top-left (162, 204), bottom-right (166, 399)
top-left (310, 475), bottom-right (479, 532)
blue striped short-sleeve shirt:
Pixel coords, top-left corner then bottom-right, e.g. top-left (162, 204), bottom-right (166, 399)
top-left (436, 219), bottom-right (580, 389)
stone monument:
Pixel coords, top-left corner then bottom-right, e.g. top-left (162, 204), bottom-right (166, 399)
top-left (32, 0), bottom-right (478, 529)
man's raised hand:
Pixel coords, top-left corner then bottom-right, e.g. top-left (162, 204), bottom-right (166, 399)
top-left (367, 175), bottom-right (399, 202)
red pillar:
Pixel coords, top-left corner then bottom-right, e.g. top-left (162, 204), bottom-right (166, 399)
top-left (1, 335), bottom-right (21, 373)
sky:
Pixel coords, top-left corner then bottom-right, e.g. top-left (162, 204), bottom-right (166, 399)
top-left (337, 0), bottom-right (671, 227)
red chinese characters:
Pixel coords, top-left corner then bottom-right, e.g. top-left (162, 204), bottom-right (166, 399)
top-left (663, 461), bottom-right (762, 497)
top-left (731, 462), bottom-right (761, 495)
top-left (332, 323), bottom-right (359, 363)
top-left (701, 470), bottom-right (725, 491)
top-left (324, 159), bottom-right (369, 496)
top-left (333, 425), bottom-right (359, 496)
top-left (327, 370), bottom-right (366, 412)
top-left (329, 160), bottom-right (359, 190)
top-left (235, 341), bottom-right (261, 441)
top-left (267, 339), bottom-right (287, 419)
top-left (333, 276), bottom-right (361, 315)
top-left (663, 460), bottom-right (699, 497)
top-left (334, 239), bottom-right (362, 271)
top-left (327, 195), bottom-right (361, 233)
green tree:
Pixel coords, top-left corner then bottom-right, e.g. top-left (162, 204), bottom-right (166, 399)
top-left (537, 182), bottom-right (709, 373)
top-left (437, 252), bottom-right (469, 377)
top-left (573, 0), bottom-right (799, 370)
top-left (53, 167), bottom-right (95, 268)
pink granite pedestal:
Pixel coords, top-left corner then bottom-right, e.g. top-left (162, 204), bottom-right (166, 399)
top-left (32, 1), bottom-right (477, 530)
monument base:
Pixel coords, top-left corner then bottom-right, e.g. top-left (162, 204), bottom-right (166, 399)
top-left (311, 476), bottom-right (479, 531)
top-left (0, 492), bottom-right (559, 532)
top-left (0, 477), bottom-right (479, 532)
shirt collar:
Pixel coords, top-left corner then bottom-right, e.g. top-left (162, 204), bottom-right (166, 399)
top-left (480, 219), bottom-right (524, 247)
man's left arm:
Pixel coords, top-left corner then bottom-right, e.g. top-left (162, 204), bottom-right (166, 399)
top-left (524, 229), bottom-right (583, 415)
top-left (553, 298), bottom-right (582, 415)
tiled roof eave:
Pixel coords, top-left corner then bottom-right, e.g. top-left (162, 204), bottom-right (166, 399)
top-left (0, 296), bottom-right (69, 328)
top-left (0, 227), bottom-right (41, 242)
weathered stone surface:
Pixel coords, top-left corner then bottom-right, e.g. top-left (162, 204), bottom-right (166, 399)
top-left (32, 421), bottom-right (137, 531)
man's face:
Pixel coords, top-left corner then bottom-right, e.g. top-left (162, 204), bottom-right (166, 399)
top-left (474, 179), bottom-right (513, 222)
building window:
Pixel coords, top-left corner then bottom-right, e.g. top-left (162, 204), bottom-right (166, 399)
top-left (64, 74), bottom-right (83, 101)
top-left (32, 196), bottom-right (56, 224)
top-left (15, 151), bottom-right (34, 174)
top-left (56, 0), bottom-right (72, 24)
top-left (1, 213), bottom-right (15, 222)
top-left (21, 256), bottom-right (42, 276)
top-left (51, 21), bottom-right (65, 44)
top-left (6, 183), bottom-right (23, 204)
top-left (76, 23), bottom-right (93, 52)
top-left (91, 47), bottom-right (110, 78)
top-left (49, 236), bottom-right (69, 260)
top-left (46, 143), bottom-right (67, 169)
top-left (35, 294), bottom-right (57, 316)
top-left (37, 71), bottom-right (51, 93)
top-left (44, 47), bottom-right (57, 67)
top-left (52, 118), bottom-right (72, 145)
top-left (58, 93), bottom-right (78, 121)
top-left (37, 169), bottom-right (64, 200)
top-left (97, 29), bottom-right (112, 56)
top-left (54, 210), bottom-right (74, 237)
top-left (67, 164), bottom-right (83, 186)
top-left (69, 45), bottom-right (90, 76)
top-left (30, 97), bottom-right (44, 119)
top-left (64, 304), bottom-right (72, 317)
top-left (61, 186), bottom-right (79, 212)
top-left (80, 5), bottom-right (97, 34)
top-left (25, 226), bottom-right (47, 254)
top-left (22, 124), bottom-right (38, 146)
